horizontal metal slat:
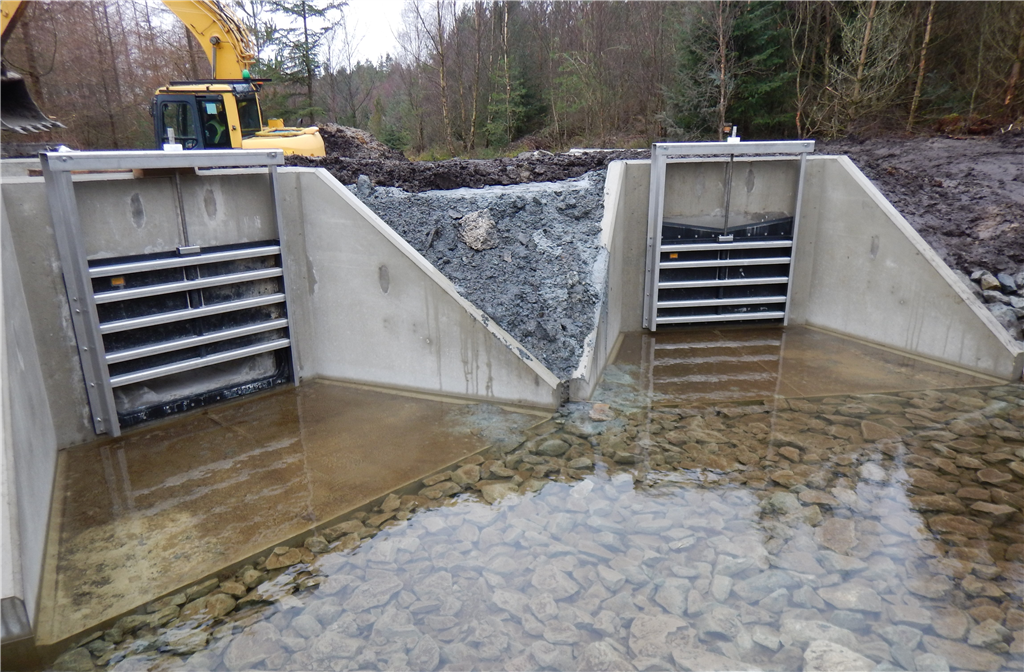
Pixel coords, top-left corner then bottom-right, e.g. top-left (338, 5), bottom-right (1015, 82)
top-left (99, 294), bottom-right (286, 334)
top-left (657, 296), bottom-right (787, 309)
top-left (105, 319), bottom-right (289, 364)
top-left (90, 246), bottom-right (282, 278)
top-left (660, 241), bottom-right (793, 253)
top-left (655, 311), bottom-right (786, 325)
top-left (109, 338), bottom-right (290, 388)
top-left (94, 268), bottom-right (282, 304)
top-left (659, 257), bottom-right (791, 270)
top-left (658, 276), bottom-right (789, 289)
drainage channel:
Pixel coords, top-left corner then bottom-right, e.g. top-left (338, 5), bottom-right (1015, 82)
top-left (4, 144), bottom-right (1022, 670)
top-left (38, 328), bottom-right (1023, 672)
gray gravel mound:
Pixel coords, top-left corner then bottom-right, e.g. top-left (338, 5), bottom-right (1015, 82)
top-left (353, 171), bottom-right (608, 379)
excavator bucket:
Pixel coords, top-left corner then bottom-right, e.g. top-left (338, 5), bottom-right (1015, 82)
top-left (1, 67), bottom-right (62, 133)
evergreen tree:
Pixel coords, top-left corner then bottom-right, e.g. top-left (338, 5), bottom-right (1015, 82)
top-left (269, 0), bottom-right (345, 124)
top-left (730, 2), bottom-right (796, 138)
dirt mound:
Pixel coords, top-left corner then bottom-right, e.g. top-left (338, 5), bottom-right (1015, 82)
top-left (289, 148), bottom-right (648, 192)
top-left (317, 124), bottom-right (408, 161)
top-left (822, 134), bottom-right (1024, 276)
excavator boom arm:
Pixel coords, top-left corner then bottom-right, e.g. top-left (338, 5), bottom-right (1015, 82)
top-left (162, 1), bottom-right (256, 80)
top-left (1, 0), bottom-right (27, 50)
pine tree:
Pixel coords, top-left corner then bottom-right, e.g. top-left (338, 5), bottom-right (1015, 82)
top-left (268, 0), bottom-right (344, 125)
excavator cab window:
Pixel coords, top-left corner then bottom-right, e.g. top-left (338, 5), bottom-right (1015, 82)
top-left (198, 96), bottom-right (231, 148)
top-left (235, 94), bottom-right (262, 137)
top-left (160, 100), bottom-right (200, 149)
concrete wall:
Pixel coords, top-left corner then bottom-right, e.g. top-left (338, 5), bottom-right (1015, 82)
top-left (790, 156), bottom-right (1022, 380)
top-left (2, 197), bottom-right (59, 643)
top-left (289, 168), bottom-right (562, 408)
top-left (569, 161), bottom-right (649, 400)
top-left (1, 180), bottom-right (93, 448)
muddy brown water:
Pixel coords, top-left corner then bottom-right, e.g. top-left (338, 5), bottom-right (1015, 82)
top-left (44, 328), bottom-right (1022, 672)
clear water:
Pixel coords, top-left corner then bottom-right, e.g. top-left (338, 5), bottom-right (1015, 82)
top-left (58, 377), bottom-right (1024, 672)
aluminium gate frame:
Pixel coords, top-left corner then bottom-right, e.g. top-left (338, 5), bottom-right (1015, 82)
top-left (40, 149), bottom-right (296, 438)
top-left (643, 140), bottom-right (815, 332)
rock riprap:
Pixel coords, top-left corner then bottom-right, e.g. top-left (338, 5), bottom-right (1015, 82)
top-left (49, 384), bottom-right (1023, 671)
top-left (353, 172), bottom-right (607, 380)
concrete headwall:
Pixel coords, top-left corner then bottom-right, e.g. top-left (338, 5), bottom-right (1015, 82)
top-left (288, 168), bottom-right (562, 408)
top-left (2, 197), bottom-right (59, 644)
top-left (607, 155), bottom-right (1022, 381)
top-left (790, 156), bottom-right (1023, 380)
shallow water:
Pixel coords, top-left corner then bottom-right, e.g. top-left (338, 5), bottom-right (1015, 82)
top-left (56, 370), bottom-right (1024, 671)
top-left (38, 382), bottom-right (544, 647)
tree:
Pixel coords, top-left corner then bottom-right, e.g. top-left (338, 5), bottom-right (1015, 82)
top-left (268, 0), bottom-right (345, 124)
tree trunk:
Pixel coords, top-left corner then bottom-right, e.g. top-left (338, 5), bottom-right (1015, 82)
top-left (469, 2), bottom-right (483, 150)
top-left (437, 0), bottom-right (454, 154)
top-left (18, 5), bottom-right (45, 109)
top-left (184, 24), bottom-right (201, 80)
top-left (853, 0), bottom-right (878, 104)
top-left (907, 0), bottom-right (936, 131)
top-left (302, 1), bottom-right (315, 124)
top-left (502, 2), bottom-right (512, 144)
top-left (715, 0), bottom-right (729, 140)
top-left (1004, 14), bottom-right (1024, 107)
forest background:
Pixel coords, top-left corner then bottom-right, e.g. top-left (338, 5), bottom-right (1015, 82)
top-left (3, 0), bottom-right (1023, 158)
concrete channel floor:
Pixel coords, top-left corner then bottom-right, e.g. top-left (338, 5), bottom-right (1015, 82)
top-left (609, 325), bottom-right (998, 406)
top-left (35, 381), bottom-right (547, 646)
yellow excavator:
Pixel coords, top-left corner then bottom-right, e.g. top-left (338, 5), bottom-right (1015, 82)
top-left (1, 0), bottom-right (325, 157)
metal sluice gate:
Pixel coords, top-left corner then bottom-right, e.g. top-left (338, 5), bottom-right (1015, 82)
top-left (41, 149), bottom-right (298, 437)
top-left (643, 139), bottom-right (815, 331)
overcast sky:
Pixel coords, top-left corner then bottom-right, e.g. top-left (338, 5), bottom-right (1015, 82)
top-left (340, 0), bottom-right (406, 64)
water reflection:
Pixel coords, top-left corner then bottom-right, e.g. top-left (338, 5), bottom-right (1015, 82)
top-left (57, 380), bottom-right (1023, 672)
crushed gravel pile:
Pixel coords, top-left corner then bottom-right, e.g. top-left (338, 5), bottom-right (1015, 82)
top-left (352, 172), bottom-right (608, 379)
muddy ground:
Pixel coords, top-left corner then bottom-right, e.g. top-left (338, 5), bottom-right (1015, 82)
top-left (821, 134), bottom-right (1024, 276)
top-left (291, 129), bottom-right (1022, 277)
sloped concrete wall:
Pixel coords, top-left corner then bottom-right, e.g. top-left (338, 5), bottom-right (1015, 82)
top-left (0, 180), bottom-right (92, 448)
top-left (790, 156), bottom-right (1023, 380)
top-left (2, 198), bottom-right (59, 643)
top-left (569, 161), bottom-right (649, 400)
top-left (288, 168), bottom-right (562, 408)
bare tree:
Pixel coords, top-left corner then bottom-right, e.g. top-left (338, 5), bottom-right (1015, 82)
top-left (907, 0), bottom-right (936, 131)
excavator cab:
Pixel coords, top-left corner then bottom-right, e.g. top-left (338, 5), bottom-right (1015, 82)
top-left (153, 81), bottom-right (324, 156)
top-left (154, 89), bottom-right (239, 149)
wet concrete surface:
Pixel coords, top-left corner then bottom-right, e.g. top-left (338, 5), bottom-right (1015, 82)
top-left (36, 381), bottom-right (546, 646)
